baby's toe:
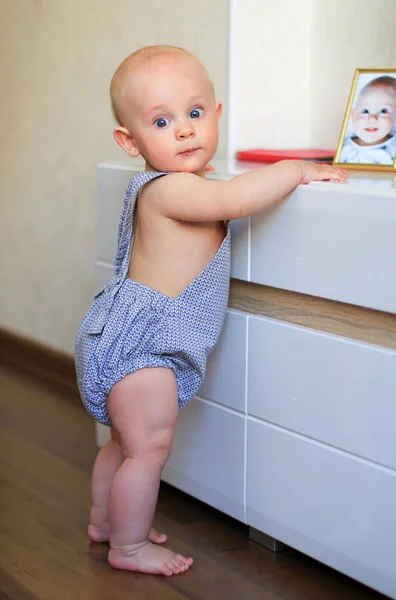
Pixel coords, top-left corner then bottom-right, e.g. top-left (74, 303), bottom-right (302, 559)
top-left (170, 559), bottom-right (182, 574)
top-left (161, 562), bottom-right (174, 577)
top-left (178, 554), bottom-right (193, 566)
top-left (175, 557), bottom-right (188, 570)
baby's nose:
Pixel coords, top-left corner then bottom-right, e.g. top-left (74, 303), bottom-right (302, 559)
top-left (176, 121), bottom-right (195, 139)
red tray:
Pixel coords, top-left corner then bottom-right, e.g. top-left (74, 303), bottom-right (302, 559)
top-left (236, 149), bottom-right (335, 164)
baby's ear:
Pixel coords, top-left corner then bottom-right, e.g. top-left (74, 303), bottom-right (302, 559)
top-left (216, 102), bottom-right (223, 119)
top-left (113, 127), bottom-right (140, 157)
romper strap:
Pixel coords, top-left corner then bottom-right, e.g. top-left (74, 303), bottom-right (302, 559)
top-left (114, 170), bottom-right (169, 281)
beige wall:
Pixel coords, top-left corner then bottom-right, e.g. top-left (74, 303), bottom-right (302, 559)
top-left (230, 0), bottom-right (396, 153)
top-left (0, 0), bottom-right (229, 353)
top-left (311, 0), bottom-right (396, 148)
top-left (230, 0), bottom-right (314, 153)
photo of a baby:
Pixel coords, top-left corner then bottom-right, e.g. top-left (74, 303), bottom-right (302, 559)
top-left (335, 70), bottom-right (396, 171)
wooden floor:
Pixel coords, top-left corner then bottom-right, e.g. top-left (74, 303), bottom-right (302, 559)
top-left (0, 366), bottom-right (386, 600)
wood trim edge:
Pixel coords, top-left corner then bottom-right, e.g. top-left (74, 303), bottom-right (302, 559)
top-left (229, 279), bottom-right (396, 351)
top-left (0, 327), bottom-right (80, 401)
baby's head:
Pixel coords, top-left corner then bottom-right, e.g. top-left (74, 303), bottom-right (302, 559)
top-left (352, 76), bottom-right (396, 146)
top-left (110, 46), bottom-right (222, 174)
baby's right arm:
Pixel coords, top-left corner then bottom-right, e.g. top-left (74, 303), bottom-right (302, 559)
top-left (152, 160), bottom-right (348, 223)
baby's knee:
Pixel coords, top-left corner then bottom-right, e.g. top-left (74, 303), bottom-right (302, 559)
top-left (117, 425), bottom-right (174, 464)
top-left (147, 429), bottom-right (174, 463)
top-left (138, 427), bottom-right (174, 461)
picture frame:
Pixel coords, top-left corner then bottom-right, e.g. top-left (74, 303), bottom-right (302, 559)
top-left (334, 69), bottom-right (396, 172)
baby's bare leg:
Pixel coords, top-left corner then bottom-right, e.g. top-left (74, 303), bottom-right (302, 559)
top-left (88, 428), bottom-right (167, 545)
top-left (107, 367), bottom-right (193, 576)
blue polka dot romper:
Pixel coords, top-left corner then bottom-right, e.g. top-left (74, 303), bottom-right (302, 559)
top-left (75, 170), bottom-right (231, 426)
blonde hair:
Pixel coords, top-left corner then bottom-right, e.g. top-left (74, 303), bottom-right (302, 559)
top-left (110, 45), bottom-right (211, 126)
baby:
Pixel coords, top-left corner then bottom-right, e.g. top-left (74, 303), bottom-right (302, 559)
top-left (340, 76), bottom-right (396, 165)
top-left (74, 45), bottom-right (347, 577)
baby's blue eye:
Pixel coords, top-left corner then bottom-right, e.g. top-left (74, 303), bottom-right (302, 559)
top-left (380, 108), bottom-right (389, 114)
top-left (361, 109), bottom-right (369, 114)
top-left (155, 117), bottom-right (169, 128)
top-left (190, 108), bottom-right (203, 119)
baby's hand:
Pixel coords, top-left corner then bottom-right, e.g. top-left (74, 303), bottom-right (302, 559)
top-left (300, 161), bottom-right (349, 184)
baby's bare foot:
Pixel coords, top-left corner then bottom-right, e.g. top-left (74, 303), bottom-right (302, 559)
top-left (108, 540), bottom-right (193, 576)
top-left (88, 524), bottom-right (167, 545)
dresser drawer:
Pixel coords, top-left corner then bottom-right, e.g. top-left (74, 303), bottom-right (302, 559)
top-left (230, 218), bottom-right (249, 280)
top-left (162, 397), bottom-right (246, 523)
top-left (246, 418), bottom-right (396, 599)
top-left (199, 309), bottom-right (247, 413)
top-left (249, 184), bottom-right (396, 313)
top-left (247, 315), bottom-right (396, 469)
top-left (96, 166), bottom-right (135, 264)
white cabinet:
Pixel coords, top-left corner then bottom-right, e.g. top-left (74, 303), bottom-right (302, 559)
top-left (161, 310), bottom-right (247, 522)
top-left (247, 315), bottom-right (396, 470)
top-left (95, 263), bottom-right (113, 290)
top-left (229, 218), bottom-right (249, 281)
top-left (250, 183), bottom-right (396, 314)
top-left (162, 397), bottom-right (246, 522)
top-left (246, 418), bottom-right (396, 599)
top-left (199, 310), bottom-right (247, 413)
top-left (94, 162), bottom-right (396, 598)
top-left (96, 166), bottom-right (134, 264)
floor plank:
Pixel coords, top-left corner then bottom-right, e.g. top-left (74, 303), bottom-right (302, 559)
top-left (0, 366), bottom-right (386, 599)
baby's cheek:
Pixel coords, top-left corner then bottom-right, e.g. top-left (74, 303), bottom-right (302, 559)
top-left (353, 118), bottom-right (364, 132)
top-left (383, 116), bottom-right (393, 132)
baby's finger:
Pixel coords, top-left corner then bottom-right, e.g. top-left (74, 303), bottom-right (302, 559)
top-left (321, 168), bottom-right (348, 181)
top-left (331, 167), bottom-right (349, 177)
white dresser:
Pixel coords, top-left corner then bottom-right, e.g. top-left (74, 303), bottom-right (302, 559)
top-left (94, 160), bottom-right (396, 598)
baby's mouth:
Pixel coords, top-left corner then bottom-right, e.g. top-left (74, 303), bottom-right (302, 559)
top-left (179, 147), bottom-right (199, 155)
top-left (364, 128), bottom-right (379, 132)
